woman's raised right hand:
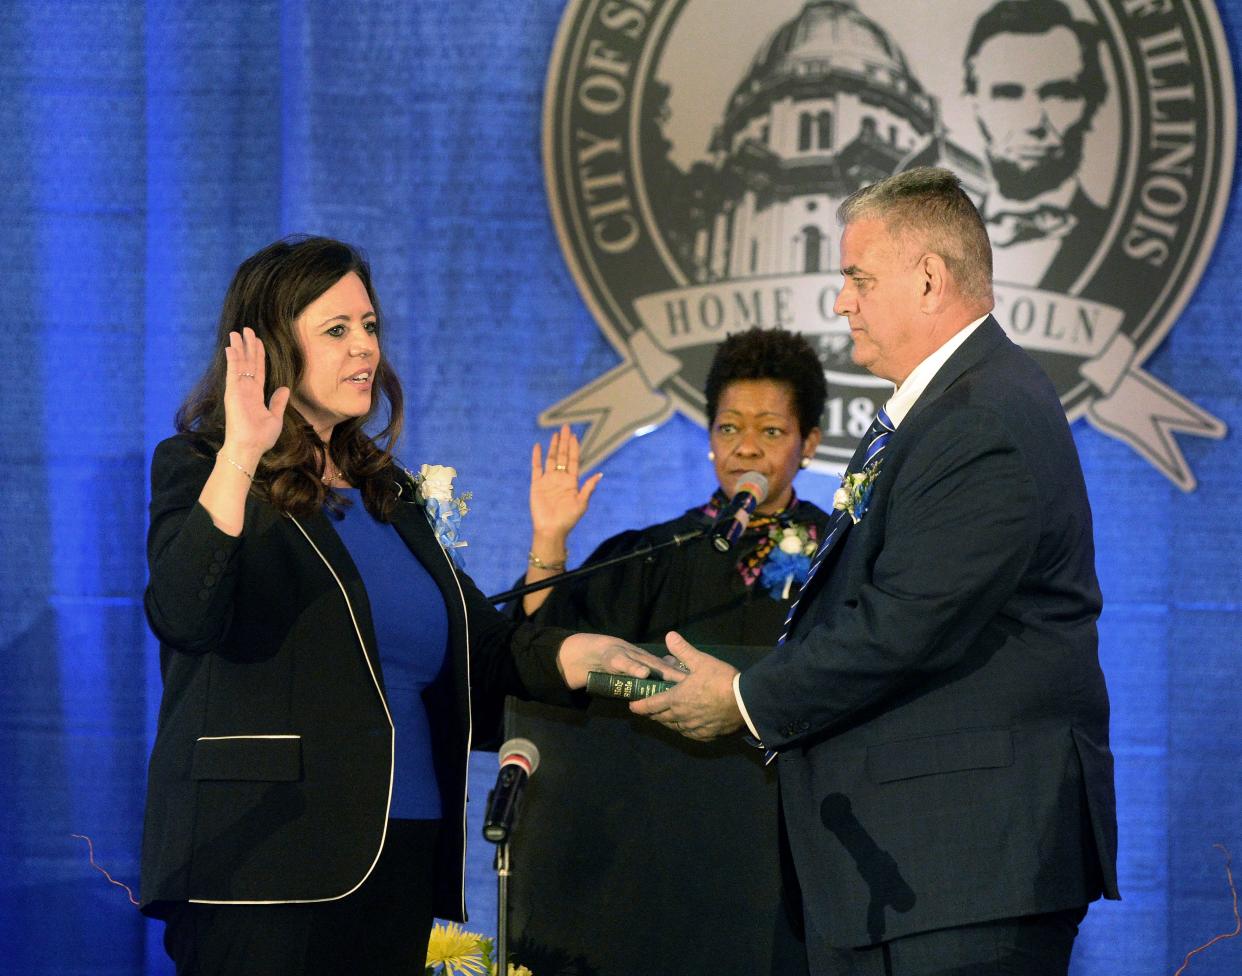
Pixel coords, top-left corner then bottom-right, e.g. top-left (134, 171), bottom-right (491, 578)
top-left (221, 327), bottom-right (291, 460)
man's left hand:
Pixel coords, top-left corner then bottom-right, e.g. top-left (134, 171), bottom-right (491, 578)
top-left (630, 631), bottom-right (743, 741)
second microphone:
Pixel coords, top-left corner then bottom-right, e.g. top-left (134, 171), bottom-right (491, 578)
top-left (709, 471), bottom-right (769, 552)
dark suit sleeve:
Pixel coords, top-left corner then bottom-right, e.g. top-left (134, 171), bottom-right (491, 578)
top-left (740, 405), bottom-right (1041, 748)
top-left (438, 557), bottom-right (581, 750)
top-left (144, 436), bottom-right (246, 653)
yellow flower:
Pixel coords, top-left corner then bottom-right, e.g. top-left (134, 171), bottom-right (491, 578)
top-left (425, 922), bottom-right (489, 976)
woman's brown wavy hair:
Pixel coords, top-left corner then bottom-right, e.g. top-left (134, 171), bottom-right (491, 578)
top-left (175, 235), bottom-right (406, 520)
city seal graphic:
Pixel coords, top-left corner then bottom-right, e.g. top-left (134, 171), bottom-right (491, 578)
top-left (541, 0), bottom-right (1234, 489)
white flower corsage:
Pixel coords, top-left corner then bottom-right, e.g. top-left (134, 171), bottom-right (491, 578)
top-left (833, 464), bottom-right (881, 524)
top-left (413, 463), bottom-right (471, 565)
top-left (758, 524), bottom-right (819, 600)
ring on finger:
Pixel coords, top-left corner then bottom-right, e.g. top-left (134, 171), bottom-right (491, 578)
top-left (554, 464), bottom-right (568, 471)
top-left (237, 372), bottom-right (257, 379)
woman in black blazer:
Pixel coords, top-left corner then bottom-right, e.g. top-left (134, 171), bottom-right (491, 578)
top-left (140, 236), bottom-right (657, 976)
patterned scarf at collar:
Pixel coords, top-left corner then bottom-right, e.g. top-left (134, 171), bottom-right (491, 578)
top-left (701, 488), bottom-right (819, 591)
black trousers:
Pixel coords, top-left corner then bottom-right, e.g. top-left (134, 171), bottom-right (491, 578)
top-left (162, 819), bottom-right (441, 976)
top-left (817, 906), bottom-right (1088, 976)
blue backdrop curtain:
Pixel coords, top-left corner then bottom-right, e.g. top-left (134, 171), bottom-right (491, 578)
top-left (0, 2), bottom-right (1239, 973)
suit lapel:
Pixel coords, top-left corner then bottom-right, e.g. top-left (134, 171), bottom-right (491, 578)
top-left (384, 468), bottom-right (473, 740)
top-left (792, 426), bottom-right (883, 585)
top-left (901, 316), bottom-right (1008, 429)
top-left (786, 318), bottom-right (1010, 634)
top-left (384, 471), bottom-right (467, 617)
top-left (290, 507), bottom-right (386, 686)
top-left (289, 471), bottom-right (472, 697)
top-left (385, 471), bottom-right (472, 702)
top-left (795, 409), bottom-right (892, 588)
top-left (1039, 190), bottom-right (1108, 292)
top-left (788, 510), bottom-right (852, 621)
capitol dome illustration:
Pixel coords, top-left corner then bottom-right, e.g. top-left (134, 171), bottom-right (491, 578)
top-left (680, 0), bottom-right (946, 283)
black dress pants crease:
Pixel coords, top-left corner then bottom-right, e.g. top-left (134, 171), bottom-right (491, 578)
top-left (816, 906), bottom-right (1088, 976)
top-left (162, 818), bottom-right (440, 976)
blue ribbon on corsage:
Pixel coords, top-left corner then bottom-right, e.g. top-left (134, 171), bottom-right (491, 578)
top-left (757, 523), bottom-right (818, 600)
top-left (412, 464), bottom-right (471, 567)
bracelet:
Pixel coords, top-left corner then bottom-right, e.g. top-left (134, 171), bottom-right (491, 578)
top-left (528, 550), bottom-right (567, 571)
top-left (219, 453), bottom-right (255, 481)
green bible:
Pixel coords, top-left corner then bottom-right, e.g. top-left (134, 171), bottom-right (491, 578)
top-left (585, 671), bottom-right (674, 700)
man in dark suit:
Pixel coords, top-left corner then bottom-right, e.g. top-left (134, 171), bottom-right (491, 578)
top-left (633, 167), bottom-right (1118, 975)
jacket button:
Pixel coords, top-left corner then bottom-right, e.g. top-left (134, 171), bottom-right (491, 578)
top-left (197, 588), bottom-right (211, 601)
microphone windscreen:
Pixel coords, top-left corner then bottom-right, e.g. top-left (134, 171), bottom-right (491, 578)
top-left (498, 737), bottom-right (540, 776)
top-left (735, 471), bottom-right (769, 503)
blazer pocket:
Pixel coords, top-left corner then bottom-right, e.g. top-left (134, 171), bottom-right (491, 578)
top-left (866, 728), bottom-right (1013, 784)
top-left (192, 734), bottom-right (303, 782)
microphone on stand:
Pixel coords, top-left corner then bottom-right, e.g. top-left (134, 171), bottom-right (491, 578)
top-left (483, 738), bottom-right (540, 844)
top-left (710, 471), bottom-right (769, 552)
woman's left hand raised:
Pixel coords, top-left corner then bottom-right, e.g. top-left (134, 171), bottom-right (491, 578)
top-left (530, 425), bottom-right (603, 543)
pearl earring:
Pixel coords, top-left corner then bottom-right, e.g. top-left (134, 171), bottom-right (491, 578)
top-left (707, 450), bottom-right (716, 461)
top-left (799, 457), bottom-right (810, 469)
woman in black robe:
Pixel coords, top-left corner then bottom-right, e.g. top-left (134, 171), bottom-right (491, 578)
top-left (505, 328), bottom-right (830, 976)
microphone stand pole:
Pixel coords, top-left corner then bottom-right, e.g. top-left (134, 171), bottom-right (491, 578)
top-left (486, 528), bottom-right (707, 605)
top-left (494, 840), bottom-right (511, 976)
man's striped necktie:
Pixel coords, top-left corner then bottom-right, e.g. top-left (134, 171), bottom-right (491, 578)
top-left (776, 407), bottom-right (895, 645)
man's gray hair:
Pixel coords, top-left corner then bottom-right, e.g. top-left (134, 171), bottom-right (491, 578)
top-left (837, 167), bottom-right (994, 305)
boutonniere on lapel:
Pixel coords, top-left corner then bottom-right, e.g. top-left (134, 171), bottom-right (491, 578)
top-left (412, 464), bottom-right (472, 565)
top-left (833, 463), bottom-right (882, 525)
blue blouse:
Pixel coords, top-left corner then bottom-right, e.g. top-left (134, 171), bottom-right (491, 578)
top-left (331, 489), bottom-right (448, 820)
